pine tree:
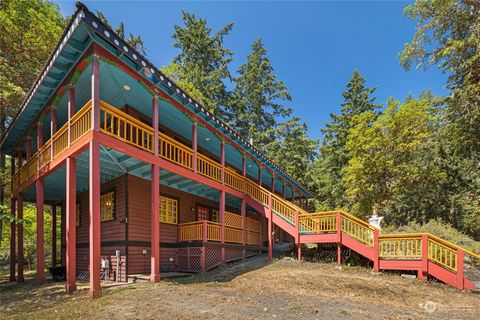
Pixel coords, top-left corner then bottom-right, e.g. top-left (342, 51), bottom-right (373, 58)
top-left (171, 12), bottom-right (234, 117)
top-left (266, 117), bottom-right (319, 191)
top-left (317, 69), bottom-right (381, 210)
top-left (232, 38), bottom-right (292, 146)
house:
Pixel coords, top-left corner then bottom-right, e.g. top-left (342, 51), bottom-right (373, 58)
top-left (1, 3), bottom-right (313, 298)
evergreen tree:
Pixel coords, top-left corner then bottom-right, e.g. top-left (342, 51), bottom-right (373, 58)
top-left (266, 117), bottom-right (319, 191)
top-left (0, 0), bottom-right (65, 249)
top-left (317, 69), bottom-right (381, 210)
top-left (232, 38), bottom-right (292, 146)
top-left (171, 12), bottom-right (234, 117)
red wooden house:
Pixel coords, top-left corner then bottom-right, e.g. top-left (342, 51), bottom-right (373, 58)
top-left (4, 3), bottom-right (479, 299)
top-left (1, 3), bottom-right (313, 298)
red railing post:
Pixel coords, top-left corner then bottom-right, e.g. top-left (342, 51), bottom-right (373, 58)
top-left (456, 249), bottom-right (465, 290)
top-left (202, 220), bottom-right (208, 242)
top-left (295, 210), bottom-right (301, 261)
top-left (336, 211), bottom-right (342, 266)
top-left (373, 229), bottom-right (379, 272)
top-left (267, 194), bottom-right (273, 260)
top-left (50, 106), bottom-right (57, 160)
top-left (68, 85), bottom-right (75, 145)
top-left (150, 94), bottom-right (160, 283)
top-left (36, 123), bottom-right (45, 285)
top-left (17, 193), bottom-right (24, 283)
top-left (220, 190), bottom-right (225, 263)
top-left (241, 198), bottom-right (247, 259)
top-left (192, 122), bottom-right (198, 173)
top-left (418, 234), bottom-right (429, 280)
top-left (9, 194), bottom-right (16, 283)
top-left (66, 157), bottom-right (76, 293)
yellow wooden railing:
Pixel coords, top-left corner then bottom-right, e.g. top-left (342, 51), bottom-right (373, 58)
top-left (11, 99), bottom-right (304, 231)
top-left (225, 167), bottom-right (244, 192)
top-left (427, 236), bottom-right (457, 271)
top-left (100, 100), bottom-right (154, 153)
top-left (271, 194), bottom-right (296, 224)
top-left (340, 211), bottom-right (376, 246)
top-left (245, 180), bottom-right (269, 206)
top-left (246, 217), bottom-right (261, 233)
top-left (38, 140), bottom-right (51, 169)
top-left (246, 230), bottom-right (261, 245)
top-left (178, 221), bottom-right (203, 241)
top-left (52, 125), bottom-right (69, 157)
top-left (225, 227), bottom-right (243, 244)
top-left (159, 132), bottom-right (194, 170)
top-left (197, 153), bottom-right (222, 182)
top-left (70, 101), bottom-right (92, 143)
top-left (299, 212), bottom-right (336, 233)
top-left (379, 234), bottom-right (422, 259)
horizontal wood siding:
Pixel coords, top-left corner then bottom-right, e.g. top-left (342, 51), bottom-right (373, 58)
top-left (127, 246), bottom-right (177, 274)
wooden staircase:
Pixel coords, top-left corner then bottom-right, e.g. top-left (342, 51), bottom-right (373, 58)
top-left (244, 186), bottom-right (480, 291)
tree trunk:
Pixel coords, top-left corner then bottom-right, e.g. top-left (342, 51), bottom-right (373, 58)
top-left (0, 107), bottom-right (5, 251)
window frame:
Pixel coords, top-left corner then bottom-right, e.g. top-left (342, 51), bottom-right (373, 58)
top-left (159, 193), bottom-right (179, 225)
top-left (100, 189), bottom-right (116, 222)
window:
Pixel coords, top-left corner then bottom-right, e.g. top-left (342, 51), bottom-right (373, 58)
top-left (160, 196), bottom-right (178, 224)
top-left (100, 191), bottom-right (115, 222)
top-left (76, 203), bottom-right (80, 227)
top-left (211, 209), bottom-right (219, 223)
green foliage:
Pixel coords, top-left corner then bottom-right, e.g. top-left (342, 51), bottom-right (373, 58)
top-left (344, 95), bottom-right (444, 221)
top-left (384, 219), bottom-right (480, 256)
top-left (265, 118), bottom-right (319, 191)
top-left (160, 62), bottom-right (206, 103)
top-left (171, 11), bottom-right (234, 116)
top-left (316, 69), bottom-right (381, 210)
top-left (232, 38), bottom-right (292, 146)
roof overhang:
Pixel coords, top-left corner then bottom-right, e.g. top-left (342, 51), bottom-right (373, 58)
top-left (0, 1), bottom-right (314, 198)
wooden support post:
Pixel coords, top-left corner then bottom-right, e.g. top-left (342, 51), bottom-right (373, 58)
top-left (66, 157), bottom-right (77, 293)
top-left (241, 198), bottom-right (246, 259)
top-left (50, 106), bottom-right (57, 159)
top-left (150, 165), bottom-right (160, 282)
top-left (89, 140), bottom-right (101, 298)
top-left (36, 123), bottom-right (45, 285)
top-left (242, 156), bottom-right (246, 177)
top-left (282, 182), bottom-right (286, 199)
top-left (271, 172), bottom-right (275, 193)
top-left (419, 234), bottom-right (428, 280)
top-left (26, 137), bottom-right (31, 160)
top-left (89, 54), bottom-right (101, 298)
top-left (200, 220), bottom-right (207, 273)
top-left (295, 210), bottom-right (301, 261)
top-left (9, 195), bottom-right (16, 282)
top-left (456, 249), bottom-right (465, 290)
top-left (17, 193), bottom-right (24, 283)
top-left (151, 94), bottom-right (160, 282)
top-left (336, 211), bottom-right (342, 266)
top-left (192, 122), bottom-right (198, 174)
top-left (291, 188), bottom-right (295, 203)
top-left (51, 205), bottom-right (57, 267)
top-left (267, 194), bottom-right (273, 260)
top-left (68, 86), bottom-right (75, 144)
top-left (258, 165), bottom-right (262, 186)
top-left (373, 229), bottom-right (379, 272)
top-left (220, 141), bottom-right (225, 184)
top-left (220, 190), bottom-right (225, 263)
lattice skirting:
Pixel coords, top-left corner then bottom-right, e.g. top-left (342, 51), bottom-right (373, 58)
top-left (225, 247), bottom-right (243, 262)
top-left (205, 247), bottom-right (222, 271)
top-left (176, 247), bottom-right (202, 272)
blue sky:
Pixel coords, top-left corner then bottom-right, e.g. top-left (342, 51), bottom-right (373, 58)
top-left (55, 1), bottom-right (447, 141)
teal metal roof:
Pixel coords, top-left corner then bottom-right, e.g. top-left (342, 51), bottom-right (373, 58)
top-left (0, 2), bottom-right (314, 198)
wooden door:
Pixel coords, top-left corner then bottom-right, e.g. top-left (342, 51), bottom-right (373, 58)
top-left (197, 206), bottom-right (210, 221)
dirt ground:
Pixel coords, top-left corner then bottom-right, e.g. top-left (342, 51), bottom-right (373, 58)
top-left (1, 256), bottom-right (479, 320)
